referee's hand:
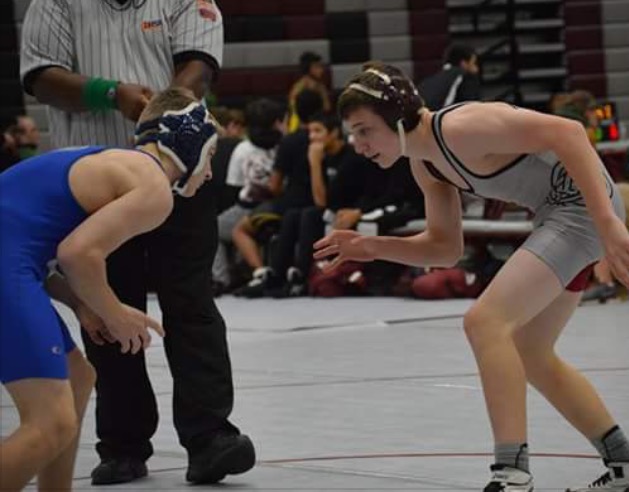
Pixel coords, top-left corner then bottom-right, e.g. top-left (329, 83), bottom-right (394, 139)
top-left (116, 83), bottom-right (154, 122)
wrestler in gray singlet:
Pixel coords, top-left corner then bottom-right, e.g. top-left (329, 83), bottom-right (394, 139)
top-left (427, 103), bottom-right (626, 287)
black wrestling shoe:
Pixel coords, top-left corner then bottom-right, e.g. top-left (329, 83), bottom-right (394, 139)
top-left (233, 267), bottom-right (279, 298)
top-left (91, 457), bottom-right (148, 485)
top-left (186, 431), bottom-right (256, 484)
top-left (273, 267), bottom-right (307, 298)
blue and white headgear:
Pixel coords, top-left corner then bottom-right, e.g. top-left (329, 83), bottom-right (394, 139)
top-left (134, 102), bottom-right (219, 195)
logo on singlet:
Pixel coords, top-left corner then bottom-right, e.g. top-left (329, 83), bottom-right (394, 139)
top-left (546, 162), bottom-right (613, 207)
top-left (546, 162), bottom-right (584, 207)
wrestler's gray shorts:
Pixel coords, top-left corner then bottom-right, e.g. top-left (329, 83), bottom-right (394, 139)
top-left (521, 183), bottom-right (626, 288)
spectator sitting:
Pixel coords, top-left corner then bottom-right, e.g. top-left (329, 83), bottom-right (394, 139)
top-left (287, 52), bottom-right (331, 132)
top-left (212, 106), bottom-right (247, 139)
top-left (15, 115), bottom-right (41, 160)
top-left (231, 89), bottom-right (325, 290)
top-left (234, 112), bottom-right (426, 298)
top-left (553, 90), bottom-right (599, 144)
top-left (210, 107), bottom-right (248, 214)
top-left (212, 98), bottom-right (286, 293)
top-left (548, 92), bottom-right (572, 114)
top-left (419, 44), bottom-right (481, 110)
top-left (234, 111), bottom-right (350, 297)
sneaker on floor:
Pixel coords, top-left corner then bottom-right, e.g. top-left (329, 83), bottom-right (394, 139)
top-left (273, 267), bottom-right (307, 298)
top-left (186, 431), bottom-right (256, 484)
top-left (233, 267), bottom-right (278, 298)
top-left (483, 464), bottom-right (534, 492)
top-left (566, 461), bottom-right (629, 491)
top-left (581, 283), bottom-right (619, 304)
top-left (91, 458), bottom-right (148, 485)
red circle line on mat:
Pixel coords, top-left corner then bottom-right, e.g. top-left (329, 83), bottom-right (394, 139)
top-left (261, 452), bottom-right (599, 465)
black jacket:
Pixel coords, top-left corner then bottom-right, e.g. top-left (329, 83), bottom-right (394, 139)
top-left (419, 66), bottom-right (481, 110)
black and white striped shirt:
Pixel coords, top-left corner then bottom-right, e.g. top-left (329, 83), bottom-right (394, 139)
top-left (20, 0), bottom-right (223, 148)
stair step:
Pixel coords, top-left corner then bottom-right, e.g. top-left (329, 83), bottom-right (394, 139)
top-left (479, 42), bottom-right (564, 59)
top-left (521, 91), bottom-right (553, 104)
top-left (518, 18), bottom-right (564, 29)
top-left (448, 0), bottom-right (561, 9)
top-left (450, 18), bottom-right (563, 34)
top-left (519, 42), bottom-right (564, 54)
top-left (518, 67), bottom-right (567, 79)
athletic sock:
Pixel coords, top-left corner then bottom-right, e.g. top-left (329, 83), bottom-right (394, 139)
top-left (591, 425), bottom-right (629, 462)
top-left (495, 443), bottom-right (530, 473)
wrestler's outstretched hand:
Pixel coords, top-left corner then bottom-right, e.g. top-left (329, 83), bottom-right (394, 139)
top-left (601, 215), bottom-right (629, 288)
top-left (313, 230), bottom-right (376, 272)
top-left (103, 304), bottom-right (165, 355)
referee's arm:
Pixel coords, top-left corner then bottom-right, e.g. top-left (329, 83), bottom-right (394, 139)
top-left (173, 57), bottom-right (215, 100)
top-left (28, 68), bottom-right (91, 113)
top-left (170, 0), bottom-right (224, 98)
top-left (19, 0), bottom-right (87, 112)
top-left (20, 0), bottom-right (152, 120)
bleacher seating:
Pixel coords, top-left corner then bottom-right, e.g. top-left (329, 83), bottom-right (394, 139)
top-left (446, 0), bottom-right (565, 111)
top-left (10, 0), bottom-right (627, 150)
top-left (392, 199), bottom-right (533, 245)
top-left (216, 0), bottom-right (449, 106)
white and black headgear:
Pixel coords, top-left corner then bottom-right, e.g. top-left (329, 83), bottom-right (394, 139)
top-left (135, 102), bottom-right (219, 195)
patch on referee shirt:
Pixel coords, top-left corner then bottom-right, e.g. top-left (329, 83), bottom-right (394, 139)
top-left (142, 19), bottom-right (163, 31)
top-left (197, 0), bottom-right (217, 21)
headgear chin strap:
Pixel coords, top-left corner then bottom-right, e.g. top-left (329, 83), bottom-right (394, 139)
top-left (135, 102), bottom-right (218, 195)
top-left (397, 119), bottom-right (407, 156)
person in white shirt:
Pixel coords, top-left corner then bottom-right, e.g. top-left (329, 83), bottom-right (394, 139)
top-left (212, 99), bottom-right (286, 290)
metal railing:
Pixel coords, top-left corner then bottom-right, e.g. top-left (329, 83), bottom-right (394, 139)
top-left (471, 0), bottom-right (522, 104)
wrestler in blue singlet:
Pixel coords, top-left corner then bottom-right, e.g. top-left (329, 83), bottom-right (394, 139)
top-left (0, 146), bottom-right (105, 383)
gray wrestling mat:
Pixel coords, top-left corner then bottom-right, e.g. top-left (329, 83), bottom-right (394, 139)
top-left (2, 297), bottom-right (628, 491)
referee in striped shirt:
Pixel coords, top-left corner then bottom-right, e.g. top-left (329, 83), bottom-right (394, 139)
top-left (20, 0), bottom-right (255, 485)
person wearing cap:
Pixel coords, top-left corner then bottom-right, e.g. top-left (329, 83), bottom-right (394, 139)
top-left (0, 87), bottom-right (219, 491)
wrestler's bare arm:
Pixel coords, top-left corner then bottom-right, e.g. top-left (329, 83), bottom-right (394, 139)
top-left (364, 161), bottom-right (464, 267)
top-left (315, 163), bottom-right (464, 269)
top-left (57, 159), bottom-right (173, 323)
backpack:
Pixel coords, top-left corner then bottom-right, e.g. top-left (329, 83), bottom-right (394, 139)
top-left (308, 261), bottom-right (367, 297)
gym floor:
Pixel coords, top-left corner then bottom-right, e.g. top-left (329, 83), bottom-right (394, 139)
top-left (2, 295), bottom-right (628, 491)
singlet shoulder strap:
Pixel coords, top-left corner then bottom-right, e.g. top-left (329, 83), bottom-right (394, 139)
top-left (431, 103), bottom-right (468, 169)
top-left (430, 103), bottom-right (474, 192)
top-left (130, 148), bottom-right (166, 173)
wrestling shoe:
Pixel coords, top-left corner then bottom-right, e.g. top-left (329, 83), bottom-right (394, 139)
top-left (483, 464), bottom-right (534, 492)
top-left (566, 461), bottom-right (629, 491)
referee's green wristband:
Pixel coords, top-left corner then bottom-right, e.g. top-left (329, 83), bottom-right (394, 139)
top-left (82, 78), bottom-right (119, 112)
